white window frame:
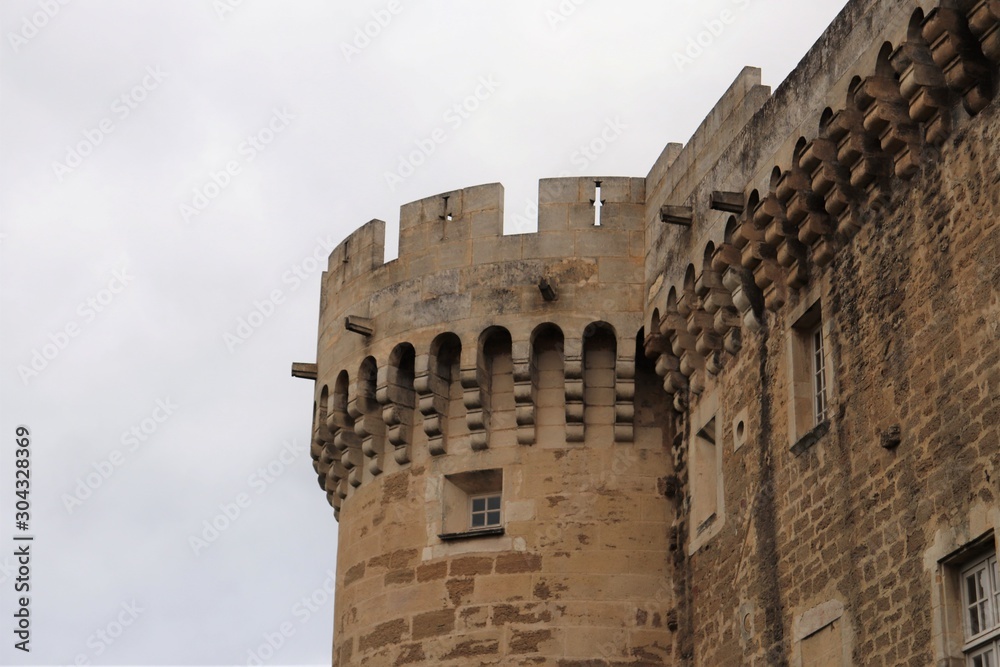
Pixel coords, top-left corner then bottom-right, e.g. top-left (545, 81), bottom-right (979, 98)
top-left (963, 552), bottom-right (1000, 665)
top-left (469, 492), bottom-right (502, 530)
top-left (811, 324), bottom-right (828, 425)
top-left (787, 296), bottom-right (833, 452)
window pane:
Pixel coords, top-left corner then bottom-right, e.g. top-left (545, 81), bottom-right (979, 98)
top-left (812, 328), bottom-right (827, 423)
top-left (994, 559), bottom-right (1000, 627)
top-left (487, 510), bottom-right (501, 526)
top-left (471, 513), bottom-right (485, 528)
top-left (969, 568), bottom-right (989, 636)
top-left (487, 495), bottom-right (501, 510)
top-left (971, 645), bottom-right (995, 667)
top-left (472, 497), bottom-right (486, 512)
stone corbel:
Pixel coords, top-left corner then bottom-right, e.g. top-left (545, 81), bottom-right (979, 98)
top-left (855, 76), bottom-right (922, 178)
top-left (614, 358), bottom-right (635, 443)
top-left (968, 0), bottom-right (1000, 63)
top-left (460, 365), bottom-right (487, 451)
top-left (564, 352), bottom-right (585, 443)
top-left (513, 345), bottom-right (535, 446)
top-left (924, 7), bottom-right (995, 115)
top-left (890, 41), bottom-right (953, 146)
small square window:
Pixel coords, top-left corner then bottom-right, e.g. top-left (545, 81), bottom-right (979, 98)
top-left (439, 468), bottom-right (504, 540)
top-left (470, 494), bottom-right (502, 529)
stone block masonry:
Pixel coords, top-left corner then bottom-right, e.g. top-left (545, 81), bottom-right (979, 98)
top-left (295, 0), bottom-right (1000, 663)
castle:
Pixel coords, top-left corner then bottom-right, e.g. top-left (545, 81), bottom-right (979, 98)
top-left (293, 0), bottom-right (1000, 664)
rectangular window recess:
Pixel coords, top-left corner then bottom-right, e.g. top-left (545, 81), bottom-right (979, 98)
top-left (437, 526), bottom-right (505, 542)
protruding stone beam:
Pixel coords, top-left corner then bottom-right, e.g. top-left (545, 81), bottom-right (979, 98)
top-left (614, 358), bottom-right (635, 443)
top-left (710, 191), bottom-right (745, 214)
top-left (538, 277), bottom-right (558, 302)
top-left (345, 315), bottom-right (374, 336)
top-left (924, 7), bottom-right (995, 115)
top-left (890, 41), bottom-right (953, 146)
top-left (661, 205), bottom-right (694, 227)
top-left (291, 362), bottom-right (318, 380)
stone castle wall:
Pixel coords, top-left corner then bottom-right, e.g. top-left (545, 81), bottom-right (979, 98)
top-left (300, 0), bottom-right (1000, 664)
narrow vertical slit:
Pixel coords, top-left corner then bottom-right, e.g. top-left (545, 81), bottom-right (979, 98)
top-left (592, 180), bottom-right (604, 226)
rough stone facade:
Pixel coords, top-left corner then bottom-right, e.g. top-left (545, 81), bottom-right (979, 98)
top-left (296, 0), bottom-right (1000, 664)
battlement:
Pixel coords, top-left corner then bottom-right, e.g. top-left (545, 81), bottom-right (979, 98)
top-left (323, 177), bottom-right (646, 331)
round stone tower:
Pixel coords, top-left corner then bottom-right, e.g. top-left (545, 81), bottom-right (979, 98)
top-left (308, 178), bottom-right (677, 665)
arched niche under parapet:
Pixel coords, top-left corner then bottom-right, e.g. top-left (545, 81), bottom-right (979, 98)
top-left (582, 321), bottom-right (617, 436)
top-left (531, 323), bottom-right (566, 439)
top-left (724, 216), bottom-right (739, 244)
top-left (793, 136), bottom-right (809, 169)
top-left (633, 328), bottom-right (675, 444)
top-left (847, 75), bottom-right (864, 108)
top-left (702, 242), bottom-right (716, 274)
top-left (356, 356), bottom-right (386, 477)
top-left (333, 371), bottom-right (350, 422)
top-left (426, 332), bottom-right (464, 455)
top-left (747, 189), bottom-right (761, 216)
top-left (314, 385), bottom-right (331, 486)
top-left (819, 107), bottom-right (835, 135)
top-left (383, 343), bottom-right (416, 464)
top-left (876, 41), bottom-right (898, 79)
top-left (683, 264), bottom-right (697, 299)
top-left (666, 286), bottom-right (679, 314)
top-left (649, 308), bottom-right (661, 340)
top-left (318, 385), bottom-right (329, 430)
top-left (769, 166), bottom-right (783, 192)
top-left (907, 8), bottom-right (927, 44)
top-left (477, 326), bottom-right (515, 447)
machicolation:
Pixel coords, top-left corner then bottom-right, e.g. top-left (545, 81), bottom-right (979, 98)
top-left (295, 0), bottom-right (1000, 664)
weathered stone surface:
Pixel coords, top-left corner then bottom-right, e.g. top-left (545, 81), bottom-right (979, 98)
top-left (303, 1), bottom-right (1000, 664)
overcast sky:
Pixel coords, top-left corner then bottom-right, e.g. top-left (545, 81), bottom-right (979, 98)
top-left (0, 0), bottom-right (849, 664)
